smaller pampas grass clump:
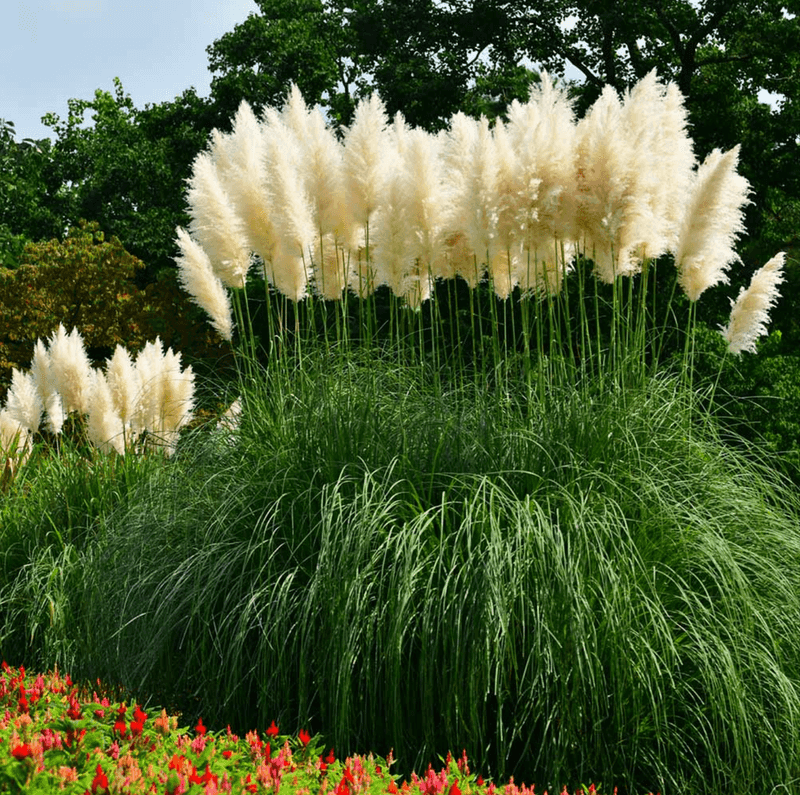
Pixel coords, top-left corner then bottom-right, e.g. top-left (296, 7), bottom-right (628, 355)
top-left (721, 252), bottom-right (786, 354)
top-left (0, 327), bottom-right (196, 462)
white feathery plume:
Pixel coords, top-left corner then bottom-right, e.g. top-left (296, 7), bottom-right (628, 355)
top-left (261, 107), bottom-right (314, 301)
top-left (47, 324), bottom-right (94, 416)
top-left (721, 252), bottom-right (785, 354)
top-left (174, 226), bottom-right (234, 341)
top-left (186, 150), bottom-right (252, 289)
top-left (506, 71), bottom-right (576, 262)
top-left (30, 339), bottom-right (64, 435)
top-left (223, 101), bottom-right (278, 268)
top-left (152, 348), bottom-right (195, 455)
top-left (616, 70), bottom-right (670, 264)
top-left (443, 113), bottom-right (496, 288)
top-left (574, 84), bottom-right (642, 282)
top-left (284, 85), bottom-right (352, 297)
top-left (370, 118), bottom-right (412, 297)
top-left (397, 127), bottom-right (448, 305)
top-left (105, 344), bottom-right (142, 433)
top-left (674, 145), bottom-right (750, 301)
top-left (87, 369), bottom-right (126, 455)
top-left (653, 81), bottom-right (696, 252)
top-left (132, 338), bottom-right (166, 440)
top-left (6, 368), bottom-right (43, 434)
top-left (343, 93), bottom-right (393, 232)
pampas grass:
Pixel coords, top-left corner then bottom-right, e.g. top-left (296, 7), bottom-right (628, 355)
top-left (674, 146), bottom-right (751, 302)
top-left (721, 252), bottom-right (786, 354)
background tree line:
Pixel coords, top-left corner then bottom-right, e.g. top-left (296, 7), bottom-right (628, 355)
top-left (2, 0), bottom-right (800, 468)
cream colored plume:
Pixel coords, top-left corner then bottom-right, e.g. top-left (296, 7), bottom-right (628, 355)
top-left (574, 84), bottom-right (649, 282)
top-left (105, 344), bottom-right (142, 431)
top-left (365, 112), bottom-right (409, 296)
top-left (284, 85), bottom-right (352, 298)
top-left (675, 146), bottom-right (750, 301)
top-left (444, 113), bottom-right (498, 288)
top-left (47, 324), bottom-right (94, 416)
top-left (175, 226), bottom-right (234, 341)
top-left (132, 338), bottom-right (195, 454)
top-left (261, 107), bottom-right (313, 300)
top-left (721, 253), bottom-right (785, 354)
top-left (6, 368), bottom-right (43, 434)
top-left (398, 128), bottom-right (448, 303)
top-left (186, 150), bottom-right (252, 289)
top-left (30, 339), bottom-right (64, 435)
top-left (343, 93), bottom-right (392, 229)
top-left (87, 370), bottom-right (126, 455)
top-left (506, 71), bottom-right (575, 264)
top-left (223, 101), bottom-right (278, 268)
top-left (0, 409), bottom-right (30, 465)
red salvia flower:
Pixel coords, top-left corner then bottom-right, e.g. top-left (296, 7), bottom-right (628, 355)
top-left (195, 717), bottom-right (207, 736)
top-left (67, 694), bottom-right (82, 720)
top-left (388, 781), bottom-right (399, 794)
top-left (449, 780), bottom-right (462, 795)
top-left (91, 763), bottom-right (109, 794)
top-left (266, 720), bottom-right (279, 737)
top-left (326, 748), bottom-right (336, 764)
top-left (11, 742), bottom-right (32, 759)
top-left (299, 728), bottom-right (311, 746)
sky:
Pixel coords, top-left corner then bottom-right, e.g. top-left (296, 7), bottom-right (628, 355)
top-left (2, 0), bottom-right (259, 143)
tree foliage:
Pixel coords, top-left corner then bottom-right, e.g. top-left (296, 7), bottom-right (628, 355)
top-left (36, 80), bottom-right (222, 276)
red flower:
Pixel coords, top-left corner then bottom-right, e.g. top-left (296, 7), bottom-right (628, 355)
top-left (266, 720), bottom-right (279, 737)
top-left (477, 776), bottom-right (485, 786)
top-left (449, 780), bottom-right (461, 795)
top-left (195, 717), bottom-right (207, 736)
top-left (326, 748), bottom-right (336, 764)
top-left (222, 750), bottom-right (233, 759)
top-left (299, 728), bottom-right (311, 747)
top-left (91, 763), bottom-right (109, 794)
top-left (114, 718), bottom-right (127, 737)
top-left (388, 781), bottom-right (399, 794)
top-left (11, 742), bottom-right (32, 759)
top-left (67, 695), bottom-right (82, 720)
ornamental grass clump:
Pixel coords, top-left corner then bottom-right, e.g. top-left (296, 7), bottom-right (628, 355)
top-left (0, 324), bottom-right (196, 460)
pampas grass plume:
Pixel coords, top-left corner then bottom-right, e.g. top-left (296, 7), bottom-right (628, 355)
top-left (675, 146), bottom-right (750, 301)
top-left (87, 370), bottom-right (126, 455)
top-left (47, 324), bottom-right (94, 416)
top-left (262, 107), bottom-right (314, 301)
top-left (6, 368), bottom-right (43, 434)
top-left (175, 226), bottom-right (234, 341)
top-left (224, 101), bottom-right (278, 267)
top-left (721, 252), bottom-right (785, 354)
top-left (106, 344), bottom-right (142, 430)
top-left (0, 409), bottom-right (30, 464)
top-left (30, 339), bottom-right (64, 435)
top-left (187, 150), bottom-right (252, 289)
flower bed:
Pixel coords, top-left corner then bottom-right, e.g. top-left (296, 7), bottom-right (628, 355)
top-left (0, 664), bottom-right (628, 795)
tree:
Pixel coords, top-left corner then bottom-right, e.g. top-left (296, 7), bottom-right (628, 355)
top-left (39, 80), bottom-right (221, 276)
top-left (0, 119), bottom-right (63, 266)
